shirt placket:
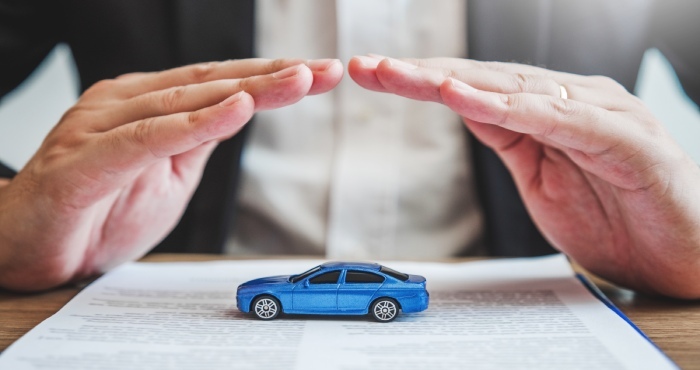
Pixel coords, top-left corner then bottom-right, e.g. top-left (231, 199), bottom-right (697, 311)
top-left (326, 0), bottom-right (407, 259)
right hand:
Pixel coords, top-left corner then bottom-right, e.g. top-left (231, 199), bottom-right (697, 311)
top-left (0, 58), bottom-right (343, 291)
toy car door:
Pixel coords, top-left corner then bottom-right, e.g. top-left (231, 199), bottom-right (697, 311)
top-left (337, 270), bottom-right (385, 312)
top-left (292, 270), bottom-right (341, 312)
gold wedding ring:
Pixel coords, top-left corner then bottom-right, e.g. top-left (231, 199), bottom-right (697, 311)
top-left (559, 85), bottom-right (569, 100)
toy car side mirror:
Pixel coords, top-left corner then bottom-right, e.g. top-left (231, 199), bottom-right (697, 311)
top-left (304, 280), bottom-right (310, 287)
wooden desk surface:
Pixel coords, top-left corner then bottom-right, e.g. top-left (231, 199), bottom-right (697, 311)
top-left (1, 254), bottom-right (699, 369)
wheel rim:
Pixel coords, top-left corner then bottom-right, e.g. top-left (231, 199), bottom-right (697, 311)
top-left (254, 298), bottom-right (278, 319)
top-left (374, 300), bottom-right (397, 321)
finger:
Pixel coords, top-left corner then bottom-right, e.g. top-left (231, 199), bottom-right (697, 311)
top-left (93, 91), bottom-right (255, 175)
top-left (362, 55), bottom-right (591, 85)
top-left (352, 56), bottom-right (633, 110)
top-left (83, 59), bottom-right (343, 99)
top-left (305, 59), bottom-right (344, 95)
top-left (98, 64), bottom-right (316, 130)
top-left (103, 58), bottom-right (342, 99)
top-left (440, 78), bottom-right (625, 155)
top-left (373, 58), bottom-right (563, 103)
top-left (348, 56), bottom-right (385, 92)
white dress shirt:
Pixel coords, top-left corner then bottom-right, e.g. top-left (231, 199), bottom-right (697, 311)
top-left (227, 0), bottom-right (485, 259)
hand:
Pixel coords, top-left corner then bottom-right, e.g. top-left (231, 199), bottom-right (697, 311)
top-left (0, 58), bottom-right (343, 291)
top-left (349, 55), bottom-right (700, 298)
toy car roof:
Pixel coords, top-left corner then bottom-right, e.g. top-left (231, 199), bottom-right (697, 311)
top-left (320, 261), bottom-right (381, 270)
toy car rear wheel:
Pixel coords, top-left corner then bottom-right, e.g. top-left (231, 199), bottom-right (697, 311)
top-left (252, 296), bottom-right (281, 320)
top-left (371, 298), bottom-right (398, 322)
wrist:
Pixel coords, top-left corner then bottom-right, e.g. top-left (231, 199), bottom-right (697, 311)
top-left (0, 177), bottom-right (83, 291)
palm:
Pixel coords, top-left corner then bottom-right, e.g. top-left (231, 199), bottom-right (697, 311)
top-left (87, 153), bottom-right (205, 271)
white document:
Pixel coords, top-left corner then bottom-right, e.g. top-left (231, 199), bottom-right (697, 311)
top-left (0, 255), bottom-right (676, 369)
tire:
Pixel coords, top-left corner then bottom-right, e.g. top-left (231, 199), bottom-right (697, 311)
top-left (252, 295), bottom-right (281, 320)
top-left (371, 298), bottom-right (399, 322)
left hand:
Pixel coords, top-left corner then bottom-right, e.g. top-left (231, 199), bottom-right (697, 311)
top-left (349, 55), bottom-right (700, 299)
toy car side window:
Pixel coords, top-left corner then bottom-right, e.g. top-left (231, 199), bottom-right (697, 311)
top-left (379, 265), bottom-right (409, 281)
top-left (309, 270), bottom-right (341, 284)
top-left (345, 271), bottom-right (385, 284)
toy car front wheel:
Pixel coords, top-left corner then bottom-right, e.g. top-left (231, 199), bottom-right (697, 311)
top-left (252, 296), bottom-right (281, 320)
top-left (371, 298), bottom-right (398, 322)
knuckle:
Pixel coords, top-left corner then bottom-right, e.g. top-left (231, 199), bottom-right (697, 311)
top-left (187, 111), bottom-right (206, 142)
top-left (54, 103), bottom-right (101, 133)
top-left (548, 99), bottom-right (602, 135)
top-left (271, 58), bottom-right (287, 70)
top-left (590, 75), bottom-right (626, 91)
top-left (589, 75), bottom-right (612, 84)
top-left (41, 131), bottom-right (87, 162)
top-left (410, 59), bottom-right (426, 68)
top-left (512, 73), bottom-right (531, 92)
top-left (188, 62), bottom-right (217, 81)
top-left (187, 110), bottom-right (201, 127)
top-left (102, 131), bottom-right (122, 157)
top-left (498, 94), bottom-right (517, 126)
top-left (58, 105), bottom-right (87, 123)
top-left (268, 59), bottom-right (290, 74)
top-left (84, 79), bottom-right (119, 98)
top-left (549, 98), bottom-right (580, 119)
top-left (484, 61), bottom-right (506, 72)
top-left (236, 77), bottom-right (252, 92)
top-left (131, 118), bottom-right (160, 158)
top-left (464, 59), bottom-right (483, 69)
top-left (160, 85), bottom-right (188, 112)
top-left (268, 58), bottom-right (303, 75)
top-left (32, 135), bottom-right (93, 189)
top-left (636, 113), bottom-right (667, 138)
top-left (444, 69), bottom-right (460, 80)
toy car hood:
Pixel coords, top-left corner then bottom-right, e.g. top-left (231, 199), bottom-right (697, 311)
top-left (238, 275), bottom-right (291, 287)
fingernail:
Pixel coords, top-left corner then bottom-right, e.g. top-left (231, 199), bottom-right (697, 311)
top-left (353, 56), bottom-right (381, 68)
top-left (273, 65), bottom-right (302, 79)
top-left (367, 53), bottom-right (387, 60)
top-left (220, 91), bottom-right (245, 107)
top-left (306, 59), bottom-right (339, 72)
top-left (449, 78), bottom-right (478, 93)
top-left (387, 58), bottom-right (418, 70)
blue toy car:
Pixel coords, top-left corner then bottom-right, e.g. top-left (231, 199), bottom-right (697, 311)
top-left (236, 262), bottom-right (429, 322)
